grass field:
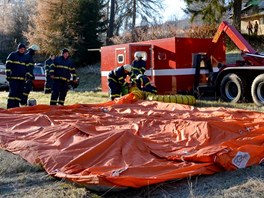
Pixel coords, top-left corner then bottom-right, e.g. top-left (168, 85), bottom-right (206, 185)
top-left (1, 64), bottom-right (264, 197)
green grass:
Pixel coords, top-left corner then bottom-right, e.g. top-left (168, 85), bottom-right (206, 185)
top-left (0, 90), bottom-right (109, 109)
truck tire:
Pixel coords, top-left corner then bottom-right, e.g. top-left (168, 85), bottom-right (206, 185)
top-left (220, 73), bottom-right (245, 103)
top-left (251, 74), bottom-right (264, 106)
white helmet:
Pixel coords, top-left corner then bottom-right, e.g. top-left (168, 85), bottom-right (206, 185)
top-left (135, 52), bottom-right (143, 59)
top-left (123, 64), bottom-right (132, 72)
top-left (29, 44), bottom-right (40, 51)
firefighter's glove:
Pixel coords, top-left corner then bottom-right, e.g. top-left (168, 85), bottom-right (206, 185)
top-left (125, 75), bottom-right (131, 83)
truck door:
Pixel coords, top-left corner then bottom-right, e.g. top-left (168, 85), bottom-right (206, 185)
top-left (129, 44), bottom-right (152, 79)
top-left (115, 47), bottom-right (127, 67)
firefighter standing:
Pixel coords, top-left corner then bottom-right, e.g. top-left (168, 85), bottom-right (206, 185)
top-left (108, 64), bottom-right (132, 100)
top-left (20, 44), bottom-right (40, 105)
top-left (131, 52), bottom-right (146, 81)
top-left (44, 55), bottom-right (55, 94)
top-left (49, 48), bottom-right (77, 105)
top-left (5, 43), bottom-right (28, 109)
top-left (134, 74), bottom-right (157, 94)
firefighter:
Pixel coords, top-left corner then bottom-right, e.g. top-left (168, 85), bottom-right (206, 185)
top-left (134, 74), bottom-right (157, 94)
top-left (5, 43), bottom-right (28, 109)
top-left (49, 48), bottom-right (77, 105)
top-left (44, 55), bottom-right (55, 94)
top-left (108, 64), bottom-right (132, 100)
top-left (21, 44), bottom-right (40, 105)
top-left (131, 52), bottom-right (146, 81)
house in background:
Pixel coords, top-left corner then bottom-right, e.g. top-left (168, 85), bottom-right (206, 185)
top-left (241, 0), bottom-right (264, 35)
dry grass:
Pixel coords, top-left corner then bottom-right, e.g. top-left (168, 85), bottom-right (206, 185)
top-left (1, 63), bottom-right (264, 197)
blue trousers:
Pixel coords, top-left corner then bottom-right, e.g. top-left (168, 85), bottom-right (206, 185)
top-left (50, 79), bottom-right (69, 105)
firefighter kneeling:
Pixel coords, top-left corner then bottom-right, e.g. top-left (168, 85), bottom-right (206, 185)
top-left (133, 74), bottom-right (157, 95)
top-left (108, 64), bottom-right (132, 100)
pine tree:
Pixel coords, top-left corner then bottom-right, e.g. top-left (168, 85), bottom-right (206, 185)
top-left (183, 0), bottom-right (242, 31)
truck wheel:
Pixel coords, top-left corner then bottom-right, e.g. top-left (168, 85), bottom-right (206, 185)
top-left (220, 73), bottom-right (244, 103)
top-left (251, 74), bottom-right (264, 106)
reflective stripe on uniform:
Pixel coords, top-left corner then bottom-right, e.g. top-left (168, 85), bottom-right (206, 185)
top-left (8, 97), bottom-right (21, 101)
top-left (53, 76), bottom-right (70, 81)
top-left (132, 67), bottom-right (142, 72)
top-left (110, 94), bottom-right (120, 97)
top-left (6, 60), bottom-right (26, 66)
top-left (145, 82), bottom-right (150, 86)
top-left (54, 65), bottom-right (70, 70)
top-left (26, 63), bottom-right (34, 67)
top-left (10, 77), bottom-right (25, 80)
top-left (108, 77), bottom-right (118, 83)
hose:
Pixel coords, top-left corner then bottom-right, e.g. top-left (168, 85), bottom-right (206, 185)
top-left (129, 87), bottom-right (196, 105)
top-left (146, 93), bottom-right (196, 105)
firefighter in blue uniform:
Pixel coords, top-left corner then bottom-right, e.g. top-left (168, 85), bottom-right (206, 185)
top-left (49, 48), bottom-right (77, 105)
top-left (5, 43), bottom-right (28, 109)
top-left (21, 44), bottom-right (40, 105)
top-left (44, 55), bottom-right (55, 94)
top-left (131, 52), bottom-right (146, 81)
top-left (108, 64), bottom-right (132, 100)
top-left (134, 74), bottom-right (157, 94)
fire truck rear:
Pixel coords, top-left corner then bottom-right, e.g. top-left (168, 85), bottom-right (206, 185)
top-left (101, 21), bottom-right (264, 106)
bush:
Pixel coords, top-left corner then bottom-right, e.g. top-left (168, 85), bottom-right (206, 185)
top-left (185, 24), bottom-right (218, 38)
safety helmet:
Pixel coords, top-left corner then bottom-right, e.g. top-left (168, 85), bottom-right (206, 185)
top-left (136, 74), bottom-right (144, 80)
top-left (134, 52), bottom-right (143, 59)
top-left (29, 44), bottom-right (40, 51)
top-left (17, 43), bottom-right (26, 50)
top-left (123, 64), bottom-right (132, 72)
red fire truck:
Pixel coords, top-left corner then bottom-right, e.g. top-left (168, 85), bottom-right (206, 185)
top-left (101, 21), bottom-right (264, 106)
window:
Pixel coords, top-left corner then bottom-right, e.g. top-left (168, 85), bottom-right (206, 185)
top-left (158, 52), bottom-right (167, 61)
top-left (117, 54), bottom-right (124, 63)
top-left (34, 67), bottom-right (43, 75)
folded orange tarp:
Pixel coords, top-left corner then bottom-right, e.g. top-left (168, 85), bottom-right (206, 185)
top-left (0, 93), bottom-right (264, 190)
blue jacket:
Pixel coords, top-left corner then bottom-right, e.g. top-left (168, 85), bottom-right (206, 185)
top-left (50, 56), bottom-right (77, 82)
top-left (108, 66), bottom-right (130, 86)
top-left (25, 50), bottom-right (35, 80)
top-left (131, 59), bottom-right (146, 77)
top-left (136, 75), bottom-right (157, 94)
top-left (5, 51), bottom-right (28, 81)
top-left (44, 58), bottom-right (54, 77)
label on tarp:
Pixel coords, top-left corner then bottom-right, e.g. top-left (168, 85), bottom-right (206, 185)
top-left (232, 151), bottom-right (250, 169)
top-left (111, 166), bottom-right (128, 177)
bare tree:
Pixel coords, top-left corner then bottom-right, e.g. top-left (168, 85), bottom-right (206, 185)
top-left (105, 0), bottom-right (164, 43)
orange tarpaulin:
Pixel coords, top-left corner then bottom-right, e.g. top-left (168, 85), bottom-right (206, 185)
top-left (0, 93), bottom-right (264, 190)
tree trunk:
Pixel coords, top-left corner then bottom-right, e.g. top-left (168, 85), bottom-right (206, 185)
top-left (131, 0), bottom-right (136, 42)
top-left (106, 0), bottom-right (115, 45)
top-left (233, 0), bottom-right (242, 32)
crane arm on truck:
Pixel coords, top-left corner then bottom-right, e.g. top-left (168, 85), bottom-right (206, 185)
top-left (212, 21), bottom-right (257, 54)
top-left (212, 21), bottom-right (264, 66)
